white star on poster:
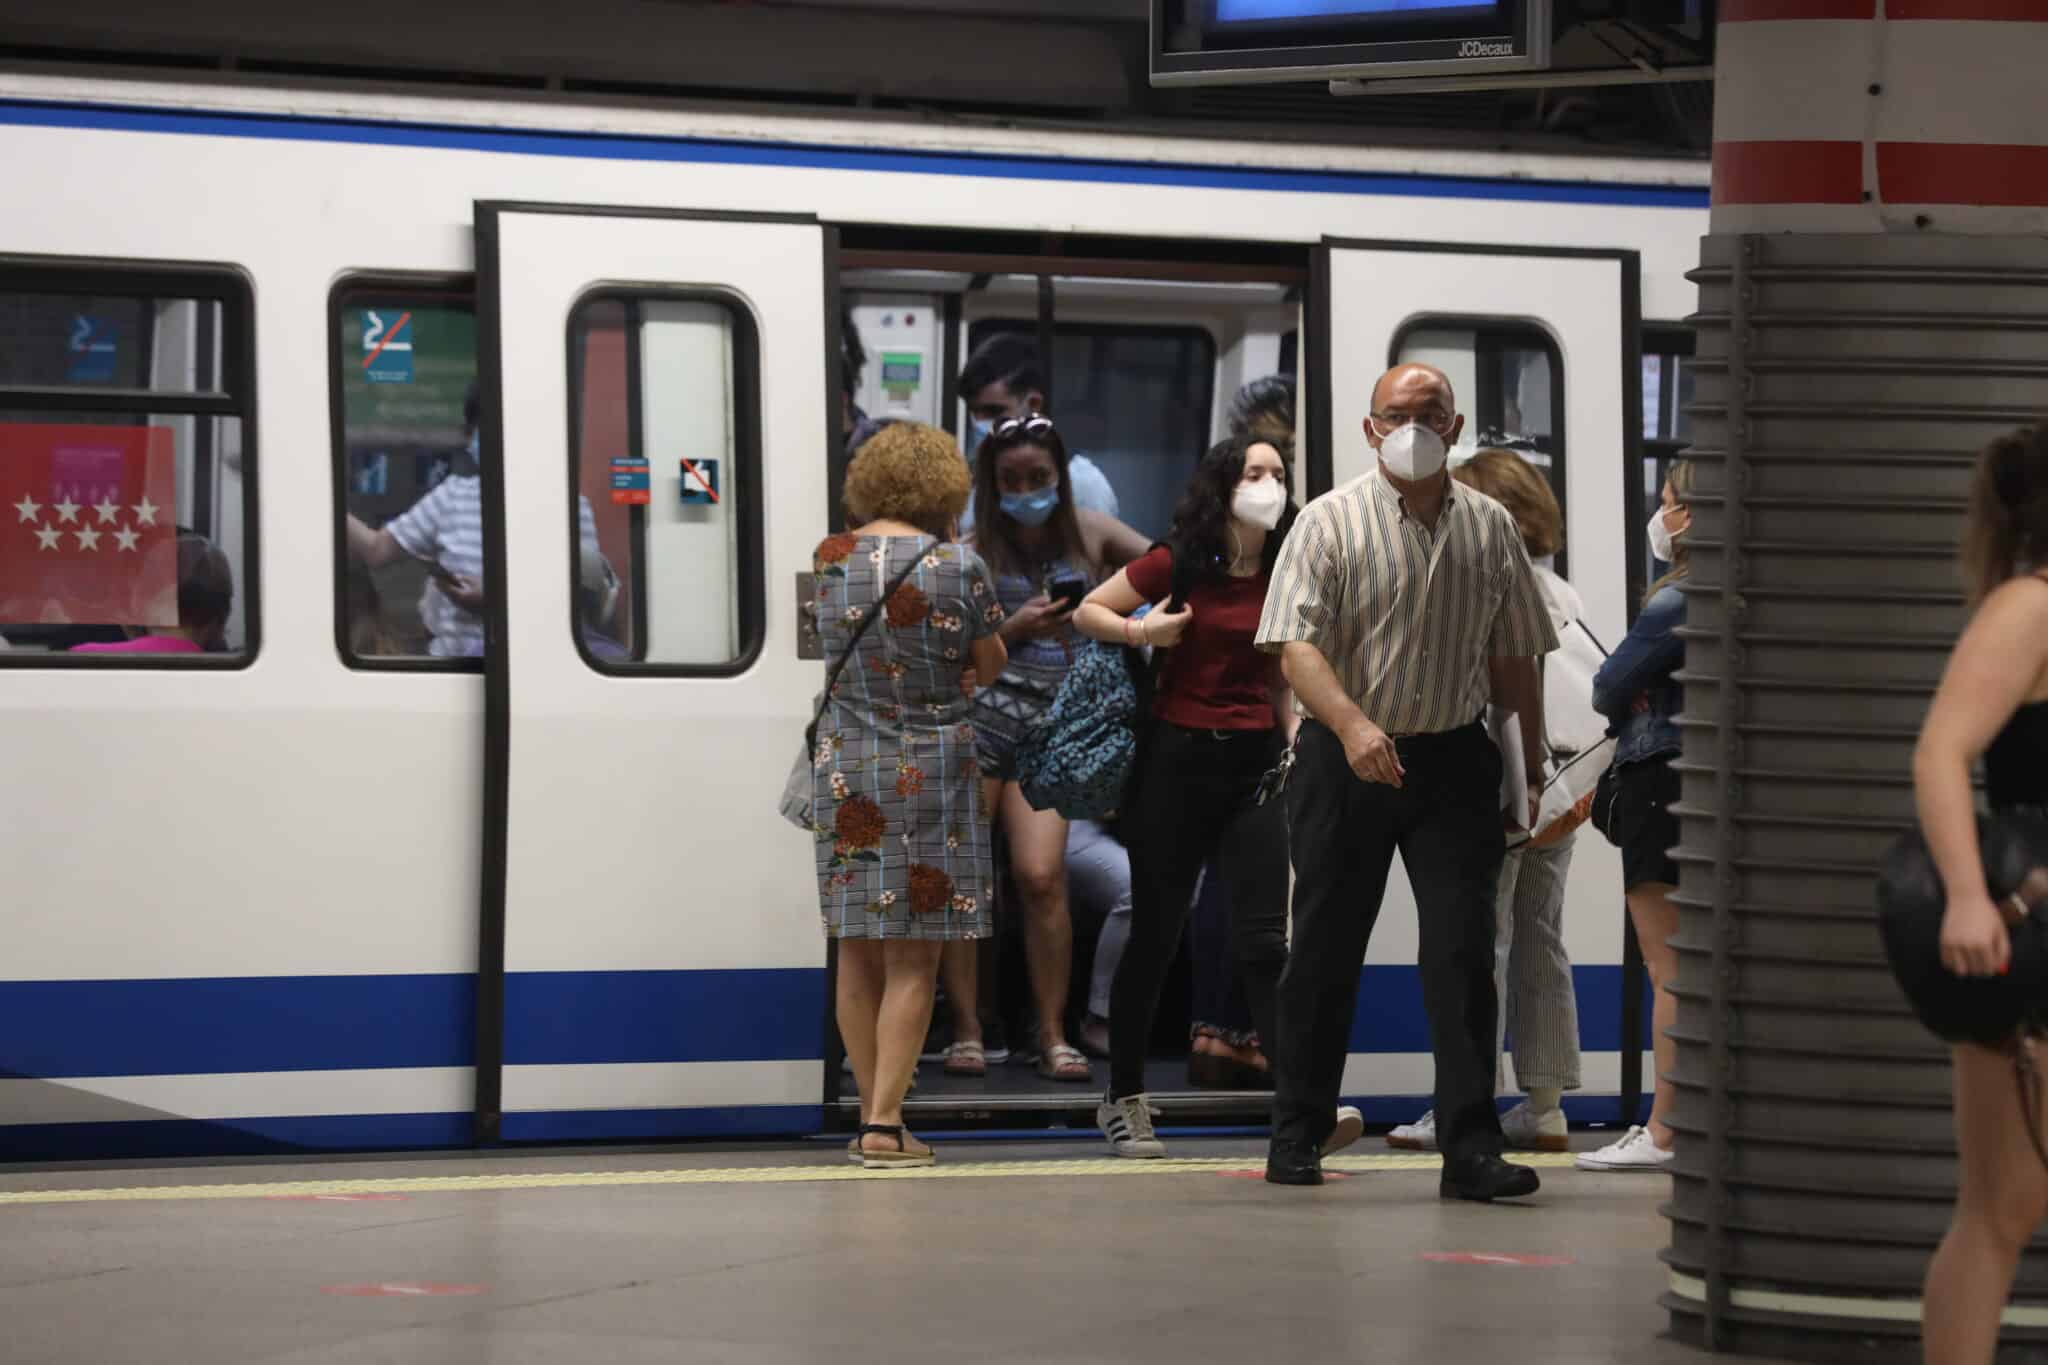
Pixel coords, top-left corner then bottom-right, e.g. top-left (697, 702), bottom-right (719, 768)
top-left (114, 526), bottom-right (139, 552)
top-left (53, 498), bottom-right (79, 524)
top-left (13, 495), bottom-right (39, 524)
top-left (34, 526), bottom-right (61, 551)
top-left (74, 527), bottom-right (101, 551)
top-left (132, 496), bottom-right (158, 527)
top-left (94, 497), bottom-right (120, 525)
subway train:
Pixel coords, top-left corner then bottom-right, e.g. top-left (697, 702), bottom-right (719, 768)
top-left (0, 70), bottom-right (1708, 1157)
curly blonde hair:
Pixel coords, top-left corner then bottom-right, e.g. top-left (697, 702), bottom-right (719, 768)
top-left (1452, 448), bottom-right (1562, 559)
top-left (843, 421), bottom-right (971, 536)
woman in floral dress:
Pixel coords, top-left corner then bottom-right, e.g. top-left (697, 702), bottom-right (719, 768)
top-left (811, 422), bottom-right (1007, 1168)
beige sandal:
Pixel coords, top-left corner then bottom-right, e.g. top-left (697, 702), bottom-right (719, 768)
top-left (859, 1124), bottom-right (935, 1169)
top-left (943, 1040), bottom-right (987, 1077)
top-left (1037, 1043), bottom-right (1093, 1083)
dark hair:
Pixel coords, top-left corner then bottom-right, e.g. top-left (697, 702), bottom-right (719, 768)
top-left (1166, 435), bottom-right (1297, 590)
top-left (840, 305), bottom-right (866, 399)
top-left (1965, 426), bottom-right (2048, 605)
top-left (959, 333), bottom-right (1045, 402)
top-left (176, 531), bottom-right (234, 648)
top-left (971, 419), bottom-right (1086, 579)
top-left (1227, 374), bottom-right (1297, 459)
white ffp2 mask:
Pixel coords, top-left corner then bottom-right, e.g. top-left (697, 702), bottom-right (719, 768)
top-left (1648, 508), bottom-right (1677, 563)
top-left (1232, 479), bottom-right (1286, 531)
top-left (1376, 421), bottom-right (1448, 482)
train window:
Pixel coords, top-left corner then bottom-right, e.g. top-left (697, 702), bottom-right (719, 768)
top-left (1393, 318), bottom-right (1566, 570)
top-left (330, 277), bottom-right (483, 668)
top-left (966, 321), bottom-right (1216, 540)
top-left (1642, 324), bottom-right (1697, 585)
top-left (567, 292), bottom-right (761, 672)
top-left (0, 263), bottom-right (256, 664)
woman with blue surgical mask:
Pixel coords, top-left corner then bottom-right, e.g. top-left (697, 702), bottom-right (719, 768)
top-left (959, 415), bottom-right (1150, 1085)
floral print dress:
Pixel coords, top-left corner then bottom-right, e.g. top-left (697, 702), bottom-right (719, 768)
top-left (810, 533), bottom-right (1002, 941)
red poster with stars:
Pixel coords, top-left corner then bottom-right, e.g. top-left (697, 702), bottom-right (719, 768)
top-left (1, 423), bottom-right (179, 627)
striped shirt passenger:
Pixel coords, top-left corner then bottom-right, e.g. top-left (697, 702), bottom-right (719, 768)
top-left (1252, 361), bottom-right (1560, 1201)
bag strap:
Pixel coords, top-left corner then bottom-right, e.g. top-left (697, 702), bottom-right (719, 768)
top-left (805, 544), bottom-right (927, 753)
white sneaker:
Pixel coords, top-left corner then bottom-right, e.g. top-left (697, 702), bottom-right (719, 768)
top-left (1574, 1125), bottom-right (1675, 1172)
top-left (1500, 1101), bottom-right (1569, 1152)
top-left (1323, 1104), bottom-right (1365, 1156)
top-left (1097, 1092), bottom-right (1166, 1159)
top-left (1387, 1109), bottom-right (1436, 1151)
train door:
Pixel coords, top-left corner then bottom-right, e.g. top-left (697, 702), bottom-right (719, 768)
top-left (1316, 238), bottom-right (1648, 1122)
top-left (473, 203), bottom-right (829, 1142)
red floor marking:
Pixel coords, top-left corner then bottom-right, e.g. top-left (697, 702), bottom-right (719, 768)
top-left (267, 1193), bottom-right (409, 1203)
top-left (1420, 1252), bottom-right (1575, 1267)
top-left (321, 1283), bottom-right (485, 1297)
top-left (1216, 1169), bottom-right (1350, 1181)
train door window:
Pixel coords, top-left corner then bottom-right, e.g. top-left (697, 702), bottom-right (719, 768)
top-left (0, 262), bottom-right (255, 663)
top-left (1393, 319), bottom-right (1565, 570)
top-left (1642, 324), bottom-right (1697, 579)
top-left (567, 291), bottom-right (761, 672)
top-left (966, 321), bottom-right (1215, 540)
top-left (330, 277), bottom-right (481, 667)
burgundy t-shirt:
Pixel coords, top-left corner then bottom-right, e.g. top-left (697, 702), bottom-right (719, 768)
top-left (1125, 545), bottom-right (1278, 731)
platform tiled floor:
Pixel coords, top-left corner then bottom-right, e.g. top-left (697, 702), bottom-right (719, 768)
top-left (0, 1133), bottom-right (1770, 1365)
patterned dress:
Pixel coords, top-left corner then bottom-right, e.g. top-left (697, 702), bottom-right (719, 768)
top-left (810, 533), bottom-right (1002, 941)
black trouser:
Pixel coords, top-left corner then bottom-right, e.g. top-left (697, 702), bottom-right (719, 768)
top-left (1109, 723), bottom-right (1290, 1100)
top-left (1273, 717), bottom-right (1506, 1160)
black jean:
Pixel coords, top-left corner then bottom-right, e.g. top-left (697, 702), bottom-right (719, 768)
top-left (1273, 717), bottom-right (1506, 1160)
top-left (1109, 722), bottom-right (1290, 1100)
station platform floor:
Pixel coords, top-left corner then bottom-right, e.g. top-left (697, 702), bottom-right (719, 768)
top-left (0, 1129), bottom-right (1773, 1365)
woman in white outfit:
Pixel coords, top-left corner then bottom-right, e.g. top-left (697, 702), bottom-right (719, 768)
top-left (1388, 449), bottom-right (1588, 1153)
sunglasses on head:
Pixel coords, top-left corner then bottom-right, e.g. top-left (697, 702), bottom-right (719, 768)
top-left (992, 415), bottom-right (1056, 439)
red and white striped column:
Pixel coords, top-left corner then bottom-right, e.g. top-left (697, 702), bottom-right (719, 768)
top-left (1713, 0), bottom-right (2048, 235)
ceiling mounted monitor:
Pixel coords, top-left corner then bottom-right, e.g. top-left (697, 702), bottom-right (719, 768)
top-left (1150, 0), bottom-right (1552, 86)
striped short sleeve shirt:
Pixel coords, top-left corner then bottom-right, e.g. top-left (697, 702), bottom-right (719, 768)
top-left (1255, 468), bottom-right (1558, 735)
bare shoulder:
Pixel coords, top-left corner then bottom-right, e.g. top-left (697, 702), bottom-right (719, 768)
top-left (1976, 574), bottom-right (2048, 630)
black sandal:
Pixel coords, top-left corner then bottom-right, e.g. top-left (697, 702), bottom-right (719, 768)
top-left (858, 1123), bottom-right (935, 1169)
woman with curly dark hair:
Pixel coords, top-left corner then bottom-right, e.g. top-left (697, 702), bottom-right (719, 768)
top-left (808, 422), bottom-right (1007, 1168)
top-left (1071, 435), bottom-right (1328, 1158)
top-left (1916, 427), bottom-right (2048, 1364)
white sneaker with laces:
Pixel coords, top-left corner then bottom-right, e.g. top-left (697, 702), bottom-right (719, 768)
top-left (1387, 1109), bottom-right (1436, 1151)
top-left (1500, 1101), bottom-right (1570, 1152)
top-left (1323, 1105), bottom-right (1365, 1157)
top-left (1574, 1125), bottom-right (1675, 1172)
top-left (1098, 1092), bottom-right (1167, 1159)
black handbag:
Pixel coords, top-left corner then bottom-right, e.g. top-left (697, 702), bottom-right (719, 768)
top-left (1876, 812), bottom-right (2048, 1046)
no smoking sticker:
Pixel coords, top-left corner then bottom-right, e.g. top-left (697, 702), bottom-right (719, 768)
top-left (321, 1283), bottom-right (486, 1297)
top-left (1420, 1252), bottom-right (1575, 1267)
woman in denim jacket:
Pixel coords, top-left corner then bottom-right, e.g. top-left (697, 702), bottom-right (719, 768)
top-left (1578, 459), bottom-right (1692, 1174)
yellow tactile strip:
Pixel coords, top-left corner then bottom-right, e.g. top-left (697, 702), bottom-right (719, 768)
top-left (0, 1151), bottom-right (1581, 1208)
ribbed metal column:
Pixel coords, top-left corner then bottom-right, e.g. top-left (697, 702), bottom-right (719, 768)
top-left (1663, 232), bottom-right (2048, 1360)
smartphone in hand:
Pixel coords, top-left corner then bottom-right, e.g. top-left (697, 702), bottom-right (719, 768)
top-left (1048, 575), bottom-right (1087, 612)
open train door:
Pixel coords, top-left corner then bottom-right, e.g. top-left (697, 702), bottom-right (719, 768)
top-left (473, 203), bottom-right (831, 1143)
top-left (1313, 237), bottom-right (1650, 1124)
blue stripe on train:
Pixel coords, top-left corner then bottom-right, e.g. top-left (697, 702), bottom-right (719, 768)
top-left (0, 99), bottom-right (1712, 209)
top-left (0, 964), bottom-right (1640, 1078)
top-left (0, 1106), bottom-right (816, 1162)
top-left (0, 969), bottom-right (824, 1078)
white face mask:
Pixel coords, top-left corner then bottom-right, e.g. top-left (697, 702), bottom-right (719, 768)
top-left (1231, 478), bottom-right (1286, 531)
top-left (1647, 507), bottom-right (1677, 563)
top-left (1375, 421), bottom-right (1448, 482)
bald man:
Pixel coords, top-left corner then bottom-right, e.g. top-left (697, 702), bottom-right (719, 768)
top-left (1254, 363), bottom-right (1558, 1199)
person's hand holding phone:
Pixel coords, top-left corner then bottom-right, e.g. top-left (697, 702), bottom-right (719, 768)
top-left (1002, 595), bottom-right (1074, 642)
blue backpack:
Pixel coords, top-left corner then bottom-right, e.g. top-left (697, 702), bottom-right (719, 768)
top-left (1014, 545), bottom-right (1190, 821)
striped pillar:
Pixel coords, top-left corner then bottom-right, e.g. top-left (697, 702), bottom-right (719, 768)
top-left (1713, 0), bottom-right (2048, 236)
top-left (1668, 2), bottom-right (2048, 1358)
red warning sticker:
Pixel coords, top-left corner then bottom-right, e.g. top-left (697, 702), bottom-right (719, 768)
top-left (321, 1283), bottom-right (486, 1297)
top-left (1420, 1252), bottom-right (1575, 1267)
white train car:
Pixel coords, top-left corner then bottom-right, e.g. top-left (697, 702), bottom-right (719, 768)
top-left (0, 71), bottom-right (1708, 1157)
